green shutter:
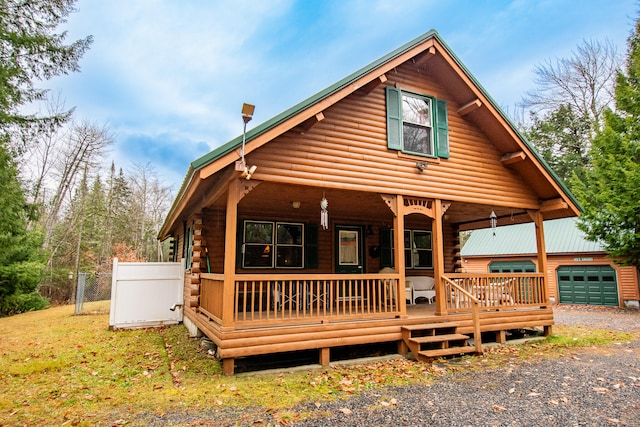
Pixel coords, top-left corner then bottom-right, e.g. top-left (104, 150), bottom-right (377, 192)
top-left (386, 86), bottom-right (402, 150)
top-left (435, 98), bottom-right (450, 158)
top-left (304, 223), bottom-right (319, 269)
top-left (380, 228), bottom-right (393, 268)
top-left (236, 219), bottom-right (244, 268)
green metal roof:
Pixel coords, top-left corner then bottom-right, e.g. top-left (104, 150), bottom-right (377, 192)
top-left (189, 29), bottom-right (440, 171)
top-left (461, 217), bottom-right (604, 257)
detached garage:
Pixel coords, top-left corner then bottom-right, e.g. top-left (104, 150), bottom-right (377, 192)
top-left (461, 218), bottom-right (639, 308)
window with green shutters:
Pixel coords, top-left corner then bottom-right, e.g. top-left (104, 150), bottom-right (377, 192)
top-left (386, 86), bottom-right (449, 159)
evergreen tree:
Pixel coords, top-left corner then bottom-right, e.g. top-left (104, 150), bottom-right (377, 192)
top-left (525, 104), bottom-right (592, 187)
top-left (0, 140), bottom-right (46, 313)
top-left (573, 18), bottom-right (640, 268)
top-left (0, 0), bottom-right (92, 148)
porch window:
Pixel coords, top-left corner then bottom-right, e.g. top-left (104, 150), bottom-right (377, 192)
top-left (242, 221), bottom-right (304, 269)
top-left (407, 230), bottom-right (433, 269)
top-left (386, 86), bottom-right (449, 158)
top-left (381, 228), bottom-right (433, 270)
top-left (276, 223), bottom-right (303, 268)
top-left (184, 224), bottom-right (194, 269)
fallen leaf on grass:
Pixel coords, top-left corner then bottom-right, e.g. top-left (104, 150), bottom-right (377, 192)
top-left (492, 404), bottom-right (507, 411)
top-left (339, 408), bottom-right (352, 415)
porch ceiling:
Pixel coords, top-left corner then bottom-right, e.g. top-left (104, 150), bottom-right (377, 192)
top-left (208, 181), bottom-right (542, 231)
top-left (237, 183), bottom-right (393, 223)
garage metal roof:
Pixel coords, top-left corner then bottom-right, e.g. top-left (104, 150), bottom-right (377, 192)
top-left (461, 217), bottom-right (604, 256)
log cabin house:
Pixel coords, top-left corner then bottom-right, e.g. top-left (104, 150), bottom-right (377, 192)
top-left (158, 30), bottom-right (581, 375)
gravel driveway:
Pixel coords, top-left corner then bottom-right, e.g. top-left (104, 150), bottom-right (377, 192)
top-left (142, 305), bottom-right (640, 427)
top-left (288, 305), bottom-right (640, 427)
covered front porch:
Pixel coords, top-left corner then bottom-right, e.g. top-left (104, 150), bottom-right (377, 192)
top-left (180, 180), bottom-right (556, 374)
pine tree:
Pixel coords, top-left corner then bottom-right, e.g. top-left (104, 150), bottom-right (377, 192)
top-left (0, 140), bottom-right (46, 313)
top-left (573, 18), bottom-right (640, 268)
top-left (0, 0), bottom-right (92, 147)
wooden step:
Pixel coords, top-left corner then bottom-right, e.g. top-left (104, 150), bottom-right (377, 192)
top-left (417, 345), bottom-right (476, 359)
top-left (409, 333), bottom-right (469, 345)
top-left (401, 322), bottom-right (460, 331)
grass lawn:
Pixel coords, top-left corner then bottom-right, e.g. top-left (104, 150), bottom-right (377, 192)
top-left (0, 302), bottom-right (636, 426)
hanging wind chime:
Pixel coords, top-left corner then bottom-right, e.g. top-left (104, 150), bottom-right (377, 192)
top-left (490, 210), bottom-right (497, 236)
top-left (320, 194), bottom-right (329, 230)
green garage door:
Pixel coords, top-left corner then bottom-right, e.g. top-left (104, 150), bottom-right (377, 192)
top-left (489, 261), bottom-right (536, 273)
top-left (557, 265), bottom-right (618, 306)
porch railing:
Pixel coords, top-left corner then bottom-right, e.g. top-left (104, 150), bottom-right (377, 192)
top-left (199, 273), bottom-right (401, 325)
top-left (442, 276), bottom-right (482, 353)
top-left (199, 273), bottom-right (225, 323)
top-left (443, 273), bottom-right (546, 312)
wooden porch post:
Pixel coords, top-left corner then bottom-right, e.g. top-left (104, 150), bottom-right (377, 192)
top-left (530, 210), bottom-right (550, 305)
top-left (394, 195), bottom-right (407, 316)
top-left (222, 179), bottom-right (240, 326)
top-left (433, 199), bottom-right (447, 315)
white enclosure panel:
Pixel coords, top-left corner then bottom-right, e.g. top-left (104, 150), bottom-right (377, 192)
top-left (116, 262), bottom-right (183, 280)
top-left (109, 258), bottom-right (184, 329)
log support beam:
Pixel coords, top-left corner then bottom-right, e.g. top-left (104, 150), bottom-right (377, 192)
top-left (540, 198), bottom-right (568, 213)
top-left (296, 112), bottom-right (325, 134)
top-left (319, 348), bottom-right (330, 366)
top-left (397, 339), bottom-right (409, 356)
top-left (413, 46), bottom-right (436, 67)
top-left (222, 358), bottom-right (235, 376)
top-left (501, 151), bottom-right (526, 166)
top-left (457, 99), bottom-right (482, 116)
top-left (358, 74), bottom-right (388, 94)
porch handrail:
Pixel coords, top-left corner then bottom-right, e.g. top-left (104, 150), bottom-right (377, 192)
top-left (442, 275), bottom-right (482, 354)
top-left (445, 273), bottom-right (546, 309)
top-left (201, 273), bottom-right (403, 326)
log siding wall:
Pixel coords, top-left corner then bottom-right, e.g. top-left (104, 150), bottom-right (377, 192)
top-left (247, 61), bottom-right (541, 211)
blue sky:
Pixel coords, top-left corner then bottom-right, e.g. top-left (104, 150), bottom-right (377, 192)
top-left (47, 0), bottom-right (636, 191)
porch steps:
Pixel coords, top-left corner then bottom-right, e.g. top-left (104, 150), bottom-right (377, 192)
top-left (401, 322), bottom-right (476, 362)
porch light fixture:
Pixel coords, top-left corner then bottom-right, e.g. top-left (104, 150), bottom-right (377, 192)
top-left (490, 210), bottom-right (497, 236)
top-left (236, 103), bottom-right (257, 179)
top-left (291, 201), bottom-right (301, 209)
top-left (242, 164), bottom-right (257, 180)
top-left (416, 161), bottom-right (428, 172)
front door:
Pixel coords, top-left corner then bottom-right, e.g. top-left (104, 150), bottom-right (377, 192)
top-left (335, 225), bottom-right (364, 274)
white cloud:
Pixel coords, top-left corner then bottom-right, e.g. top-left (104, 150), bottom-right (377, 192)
top-left (44, 0), bottom-right (635, 189)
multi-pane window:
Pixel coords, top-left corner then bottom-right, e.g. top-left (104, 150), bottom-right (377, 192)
top-left (407, 230), bottom-right (433, 269)
top-left (402, 94), bottom-right (433, 156)
top-left (242, 221), bottom-right (304, 268)
top-left (383, 228), bottom-right (433, 270)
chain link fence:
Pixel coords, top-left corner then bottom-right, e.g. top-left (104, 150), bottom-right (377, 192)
top-left (74, 272), bottom-right (112, 315)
